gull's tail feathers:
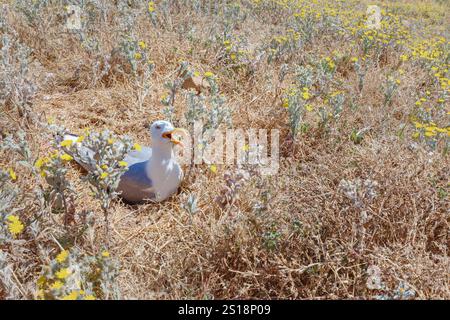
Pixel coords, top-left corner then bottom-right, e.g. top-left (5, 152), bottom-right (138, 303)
top-left (60, 133), bottom-right (96, 172)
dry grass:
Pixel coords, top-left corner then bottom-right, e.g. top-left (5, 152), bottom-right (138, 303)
top-left (0, 0), bottom-right (449, 299)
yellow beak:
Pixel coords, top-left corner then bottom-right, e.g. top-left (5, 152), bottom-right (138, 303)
top-left (162, 128), bottom-right (188, 147)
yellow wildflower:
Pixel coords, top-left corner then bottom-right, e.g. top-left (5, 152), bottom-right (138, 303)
top-left (7, 215), bottom-right (24, 236)
top-left (56, 268), bottom-right (70, 280)
top-left (60, 154), bottom-right (73, 161)
top-left (148, 1), bottom-right (155, 13)
top-left (302, 91), bottom-right (311, 100)
top-left (160, 93), bottom-right (168, 101)
top-left (8, 168), bottom-right (16, 181)
top-left (101, 250), bottom-right (110, 258)
top-left (37, 276), bottom-right (46, 288)
top-left (36, 289), bottom-right (44, 300)
top-left (133, 143), bottom-right (142, 151)
top-left (76, 136), bottom-right (85, 143)
top-left (118, 161), bottom-right (128, 167)
top-left (138, 41), bottom-right (146, 49)
top-left (56, 250), bottom-right (69, 264)
top-left (305, 104), bottom-right (314, 112)
top-left (47, 116), bottom-right (55, 125)
top-left (100, 172), bottom-right (109, 180)
top-left (134, 52), bottom-right (142, 60)
top-left (35, 157), bottom-right (46, 169)
top-left (204, 71), bottom-right (214, 78)
top-left (60, 140), bottom-right (73, 148)
top-left (62, 291), bottom-right (78, 300)
top-left (51, 281), bottom-right (63, 290)
top-left (84, 295), bottom-right (96, 300)
top-left (210, 164), bottom-right (217, 174)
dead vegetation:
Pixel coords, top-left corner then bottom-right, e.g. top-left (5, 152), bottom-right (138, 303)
top-left (0, 0), bottom-right (449, 299)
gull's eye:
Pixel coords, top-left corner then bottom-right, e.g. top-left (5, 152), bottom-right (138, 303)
top-left (155, 125), bottom-right (161, 130)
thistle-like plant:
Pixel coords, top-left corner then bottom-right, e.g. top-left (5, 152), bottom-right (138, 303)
top-left (181, 193), bottom-right (198, 222)
top-left (161, 61), bottom-right (193, 122)
top-left (65, 130), bottom-right (133, 241)
top-left (0, 15), bottom-right (37, 124)
top-left (383, 75), bottom-right (400, 107)
top-left (37, 247), bottom-right (120, 300)
top-left (353, 58), bottom-right (368, 93)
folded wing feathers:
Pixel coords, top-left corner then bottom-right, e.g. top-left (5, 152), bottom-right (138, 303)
top-left (62, 134), bottom-right (96, 172)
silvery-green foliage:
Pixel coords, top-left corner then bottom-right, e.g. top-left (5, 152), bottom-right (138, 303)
top-left (183, 69), bottom-right (231, 132)
top-left (67, 130), bottom-right (133, 219)
top-left (38, 247), bottom-right (120, 300)
top-left (162, 62), bottom-right (193, 122)
top-left (279, 64), bottom-right (289, 83)
top-left (292, 12), bottom-right (316, 44)
top-left (0, 250), bottom-right (22, 299)
top-left (316, 58), bottom-right (335, 90)
top-left (373, 281), bottom-right (416, 300)
top-left (0, 14), bottom-right (37, 122)
top-left (0, 131), bottom-right (33, 167)
top-left (295, 65), bottom-right (314, 88)
top-left (183, 73), bottom-right (231, 153)
top-left (136, 60), bottom-right (155, 110)
top-left (182, 193), bottom-right (198, 216)
top-left (117, 37), bottom-right (140, 73)
top-left (353, 59), bottom-right (368, 92)
top-left (383, 76), bottom-right (399, 107)
top-left (284, 91), bottom-right (304, 139)
top-left (329, 92), bottom-right (345, 119)
top-left (215, 170), bottom-right (249, 210)
top-left (184, 91), bottom-right (206, 123)
top-left (0, 170), bottom-right (18, 214)
top-left (266, 36), bottom-right (294, 64)
top-left (13, 0), bottom-right (48, 25)
top-left (44, 130), bottom-right (76, 213)
top-left (207, 89), bottom-right (232, 130)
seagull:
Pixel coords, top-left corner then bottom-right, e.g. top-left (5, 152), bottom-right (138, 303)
top-left (63, 120), bottom-right (186, 204)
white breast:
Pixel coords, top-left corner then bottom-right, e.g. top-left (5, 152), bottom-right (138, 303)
top-left (149, 160), bottom-right (182, 201)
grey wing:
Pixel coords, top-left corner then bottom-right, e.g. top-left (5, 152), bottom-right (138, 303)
top-left (61, 134), bottom-right (97, 172)
top-left (124, 147), bottom-right (152, 166)
top-left (118, 161), bottom-right (155, 204)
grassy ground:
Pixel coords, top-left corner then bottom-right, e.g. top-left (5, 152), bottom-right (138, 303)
top-left (0, 0), bottom-right (449, 299)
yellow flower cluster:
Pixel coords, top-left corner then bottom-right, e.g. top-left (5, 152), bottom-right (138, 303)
top-left (6, 215), bottom-right (24, 236)
top-left (413, 122), bottom-right (450, 139)
top-left (148, 1), bottom-right (155, 13)
top-left (56, 250), bottom-right (69, 264)
top-left (8, 168), bottom-right (16, 181)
